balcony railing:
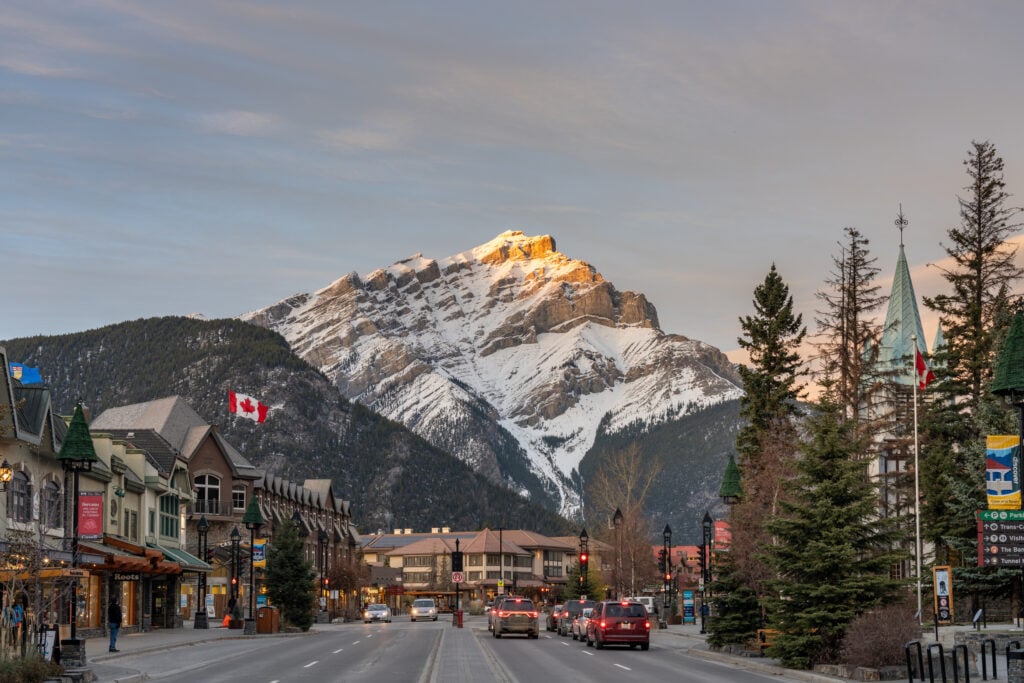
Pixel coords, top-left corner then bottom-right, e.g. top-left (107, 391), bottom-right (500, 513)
top-left (193, 499), bottom-right (222, 515)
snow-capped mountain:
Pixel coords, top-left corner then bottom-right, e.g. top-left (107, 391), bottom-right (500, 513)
top-left (243, 231), bottom-right (742, 515)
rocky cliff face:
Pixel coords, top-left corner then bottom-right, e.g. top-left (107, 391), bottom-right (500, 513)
top-left (243, 231), bottom-right (742, 513)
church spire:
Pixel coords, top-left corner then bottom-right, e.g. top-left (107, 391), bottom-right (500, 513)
top-left (877, 205), bottom-right (928, 385)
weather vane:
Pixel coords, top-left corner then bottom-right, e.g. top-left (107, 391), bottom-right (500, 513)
top-left (895, 203), bottom-right (908, 247)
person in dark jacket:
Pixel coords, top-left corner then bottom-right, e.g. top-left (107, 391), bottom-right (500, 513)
top-left (108, 597), bottom-right (123, 652)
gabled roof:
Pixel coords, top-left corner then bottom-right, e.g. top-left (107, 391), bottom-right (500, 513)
top-left (101, 428), bottom-right (179, 475)
top-left (877, 243), bottom-right (928, 384)
top-left (0, 348), bottom-right (64, 450)
top-left (461, 528), bottom-right (529, 555)
top-left (385, 536), bottom-right (458, 556)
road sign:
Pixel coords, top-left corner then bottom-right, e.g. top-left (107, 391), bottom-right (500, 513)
top-left (979, 510), bottom-right (1024, 521)
top-left (452, 571), bottom-right (464, 583)
top-left (976, 514), bottom-right (1024, 567)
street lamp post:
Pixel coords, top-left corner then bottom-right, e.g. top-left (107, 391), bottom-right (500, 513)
top-left (56, 402), bottom-right (99, 668)
top-left (242, 498), bottom-right (264, 635)
top-left (230, 527), bottom-right (241, 604)
top-left (194, 515), bottom-right (210, 629)
top-left (662, 524), bottom-right (672, 622)
top-left (318, 529), bottom-right (329, 621)
top-left (612, 508), bottom-right (623, 599)
top-left (700, 512), bottom-right (713, 635)
top-left (578, 528), bottom-right (589, 597)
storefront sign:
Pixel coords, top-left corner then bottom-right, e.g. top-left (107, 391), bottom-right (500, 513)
top-left (78, 491), bottom-right (104, 539)
top-left (112, 573), bottom-right (141, 582)
top-left (934, 565), bottom-right (953, 624)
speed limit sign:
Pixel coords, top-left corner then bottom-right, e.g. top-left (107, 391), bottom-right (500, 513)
top-left (452, 571), bottom-right (464, 583)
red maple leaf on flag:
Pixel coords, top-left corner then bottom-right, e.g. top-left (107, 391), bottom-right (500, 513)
top-left (239, 397), bottom-right (256, 415)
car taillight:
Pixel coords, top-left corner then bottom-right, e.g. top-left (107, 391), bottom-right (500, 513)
top-left (528, 612), bottom-right (538, 618)
top-left (599, 620), bottom-right (607, 628)
top-left (498, 610), bottom-right (509, 617)
top-left (644, 621), bottom-right (651, 629)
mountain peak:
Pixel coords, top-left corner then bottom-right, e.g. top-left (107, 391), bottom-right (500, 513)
top-left (473, 231), bottom-right (557, 265)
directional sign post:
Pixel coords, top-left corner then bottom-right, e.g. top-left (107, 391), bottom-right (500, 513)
top-left (977, 510), bottom-right (1024, 566)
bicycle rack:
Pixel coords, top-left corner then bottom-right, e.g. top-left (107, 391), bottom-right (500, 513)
top-left (979, 638), bottom-right (996, 680)
top-left (927, 643), bottom-right (947, 683)
top-left (950, 643), bottom-right (969, 683)
top-left (906, 640), bottom-right (925, 683)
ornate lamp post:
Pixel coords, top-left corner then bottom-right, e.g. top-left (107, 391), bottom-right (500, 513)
top-left (242, 498), bottom-right (264, 635)
top-left (56, 402), bottom-right (98, 667)
top-left (318, 529), bottom-right (329, 620)
top-left (230, 526), bottom-right (241, 607)
top-left (719, 454), bottom-right (742, 505)
top-left (662, 524), bottom-right (673, 624)
top-left (578, 528), bottom-right (589, 597)
top-left (612, 507), bottom-right (623, 599)
top-left (194, 515), bottom-right (210, 629)
top-left (700, 512), bottom-right (713, 634)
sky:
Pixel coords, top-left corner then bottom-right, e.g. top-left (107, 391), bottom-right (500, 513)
top-left (5, 2), bottom-right (1024, 357)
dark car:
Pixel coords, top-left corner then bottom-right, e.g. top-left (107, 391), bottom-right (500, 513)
top-left (557, 599), bottom-right (595, 636)
top-left (585, 600), bottom-right (650, 650)
top-left (491, 597), bottom-right (540, 638)
top-left (545, 604), bottom-right (565, 632)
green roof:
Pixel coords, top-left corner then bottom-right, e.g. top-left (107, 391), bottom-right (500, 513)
top-left (242, 496), bottom-right (264, 528)
top-left (993, 310), bottom-right (1024, 397)
top-left (56, 403), bottom-right (98, 465)
top-left (718, 454), bottom-right (742, 502)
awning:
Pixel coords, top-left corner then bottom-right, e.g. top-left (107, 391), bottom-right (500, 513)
top-left (149, 543), bottom-right (211, 573)
top-left (80, 541), bottom-right (150, 572)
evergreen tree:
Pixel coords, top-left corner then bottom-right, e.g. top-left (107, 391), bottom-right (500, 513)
top-left (265, 522), bottom-right (316, 631)
top-left (706, 550), bottom-right (761, 649)
top-left (814, 227), bottom-right (886, 423)
top-left (709, 266), bottom-right (806, 648)
top-left (922, 140), bottom-right (1022, 594)
top-left (736, 264), bottom-right (807, 461)
top-left (925, 140), bottom-right (1022, 413)
top-left (763, 388), bottom-right (902, 669)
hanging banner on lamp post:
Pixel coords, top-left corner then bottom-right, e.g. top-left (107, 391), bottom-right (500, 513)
top-left (78, 491), bottom-right (104, 539)
top-left (253, 539), bottom-right (267, 568)
top-left (986, 435), bottom-right (1021, 510)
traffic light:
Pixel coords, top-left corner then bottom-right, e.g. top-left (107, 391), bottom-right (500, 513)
top-left (697, 546), bottom-right (706, 570)
top-left (664, 572), bottom-right (672, 582)
top-left (657, 548), bottom-right (666, 574)
top-left (452, 550), bottom-right (463, 572)
top-left (231, 576), bottom-right (238, 588)
top-left (579, 551), bottom-right (589, 576)
top-left (324, 578), bottom-right (330, 588)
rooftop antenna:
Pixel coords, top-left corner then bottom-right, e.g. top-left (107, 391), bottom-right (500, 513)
top-left (895, 203), bottom-right (908, 247)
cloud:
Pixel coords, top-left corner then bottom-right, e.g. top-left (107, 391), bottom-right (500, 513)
top-left (196, 110), bottom-right (277, 137)
top-left (317, 127), bottom-right (404, 152)
top-left (0, 57), bottom-right (81, 78)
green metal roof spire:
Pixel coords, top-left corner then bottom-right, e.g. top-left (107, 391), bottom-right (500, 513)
top-left (56, 402), bottom-right (98, 465)
top-left (719, 453), bottom-right (742, 504)
top-left (242, 496), bottom-right (264, 528)
top-left (877, 231), bottom-right (928, 385)
top-left (993, 310), bottom-right (1024, 399)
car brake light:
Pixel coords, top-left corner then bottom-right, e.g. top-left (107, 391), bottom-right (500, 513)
top-left (620, 601), bottom-right (629, 606)
top-left (644, 621), bottom-right (651, 629)
top-left (528, 612), bottom-right (538, 618)
top-left (599, 620), bottom-right (607, 628)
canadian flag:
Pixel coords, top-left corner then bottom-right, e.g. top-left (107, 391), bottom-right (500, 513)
top-left (915, 348), bottom-right (935, 390)
top-left (228, 390), bottom-right (270, 424)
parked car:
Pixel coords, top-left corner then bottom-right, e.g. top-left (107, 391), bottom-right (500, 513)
top-left (410, 598), bottom-right (438, 622)
top-left (557, 599), bottom-right (595, 636)
top-left (571, 607), bottom-right (593, 641)
top-left (586, 600), bottom-right (650, 650)
top-left (491, 596), bottom-right (539, 638)
top-left (545, 604), bottom-right (564, 631)
top-left (363, 603), bottom-right (391, 623)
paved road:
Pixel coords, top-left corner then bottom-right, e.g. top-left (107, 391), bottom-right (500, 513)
top-left (102, 617), bottom-right (825, 683)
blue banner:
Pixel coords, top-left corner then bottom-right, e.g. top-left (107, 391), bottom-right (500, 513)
top-left (682, 590), bottom-right (695, 623)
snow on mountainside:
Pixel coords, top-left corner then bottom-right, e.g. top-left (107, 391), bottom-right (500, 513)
top-left (242, 231), bottom-right (742, 514)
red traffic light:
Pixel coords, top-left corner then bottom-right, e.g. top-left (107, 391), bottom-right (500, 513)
top-left (665, 573), bottom-right (672, 581)
top-left (230, 577), bottom-right (238, 586)
top-left (579, 552), bottom-right (588, 563)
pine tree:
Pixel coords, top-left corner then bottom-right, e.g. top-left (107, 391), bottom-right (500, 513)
top-left (706, 550), bottom-right (762, 649)
top-left (921, 140), bottom-right (1022, 595)
top-left (265, 522), bottom-right (316, 631)
top-left (814, 227), bottom-right (886, 423)
top-left (764, 388), bottom-right (902, 669)
top-left (925, 140), bottom-right (1022, 413)
top-left (709, 266), bottom-right (806, 648)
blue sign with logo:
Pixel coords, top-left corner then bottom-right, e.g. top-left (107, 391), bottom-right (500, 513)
top-left (682, 590), bottom-right (695, 623)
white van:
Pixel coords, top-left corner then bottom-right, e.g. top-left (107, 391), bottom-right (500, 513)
top-left (625, 596), bottom-right (656, 614)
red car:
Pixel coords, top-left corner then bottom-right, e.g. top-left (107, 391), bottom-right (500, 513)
top-left (585, 600), bottom-right (650, 650)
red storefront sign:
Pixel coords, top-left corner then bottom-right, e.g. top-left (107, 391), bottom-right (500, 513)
top-left (78, 491), bottom-right (104, 539)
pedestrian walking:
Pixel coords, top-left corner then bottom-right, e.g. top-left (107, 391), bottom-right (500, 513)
top-left (108, 597), bottom-right (123, 652)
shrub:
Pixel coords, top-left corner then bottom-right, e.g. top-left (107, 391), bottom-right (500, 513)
top-left (840, 600), bottom-right (921, 669)
top-left (0, 654), bottom-right (63, 683)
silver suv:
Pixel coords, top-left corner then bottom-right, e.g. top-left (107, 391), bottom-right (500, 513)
top-left (491, 596), bottom-right (539, 638)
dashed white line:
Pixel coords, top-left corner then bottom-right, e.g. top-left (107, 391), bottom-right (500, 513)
top-left (582, 650), bottom-right (594, 656)
top-left (304, 661), bottom-right (318, 668)
top-left (333, 648), bottom-right (344, 654)
top-left (352, 640), bottom-right (361, 645)
top-left (614, 663), bottom-right (631, 671)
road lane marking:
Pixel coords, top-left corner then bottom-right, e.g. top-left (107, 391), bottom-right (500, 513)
top-left (582, 650), bottom-right (593, 656)
top-left (352, 640), bottom-right (361, 645)
top-left (614, 664), bottom-right (631, 671)
top-left (333, 648), bottom-right (344, 653)
top-left (304, 661), bottom-right (318, 668)
top-left (560, 641), bottom-right (570, 646)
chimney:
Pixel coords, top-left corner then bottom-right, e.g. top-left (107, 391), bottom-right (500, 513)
top-left (404, 528), bottom-right (412, 534)
top-left (393, 529), bottom-right (402, 535)
top-left (431, 528), bottom-right (439, 534)
top-left (442, 527), bottom-right (450, 534)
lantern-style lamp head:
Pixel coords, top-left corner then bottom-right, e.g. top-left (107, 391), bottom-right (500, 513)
top-left (612, 507), bottom-right (623, 528)
top-left (230, 526), bottom-right (241, 543)
top-left (197, 515), bottom-right (210, 535)
top-left (663, 524), bottom-right (672, 546)
top-left (242, 497), bottom-right (264, 531)
top-left (0, 460), bottom-right (12, 492)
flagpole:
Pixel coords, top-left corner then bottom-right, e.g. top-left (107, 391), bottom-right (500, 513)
top-left (912, 334), bottom-right (923, 623)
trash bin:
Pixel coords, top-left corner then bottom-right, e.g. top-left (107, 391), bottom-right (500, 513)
top-left (257, 606), bottom-right (280, 634)
top-left (456, 610), bottom-right (463, 628)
